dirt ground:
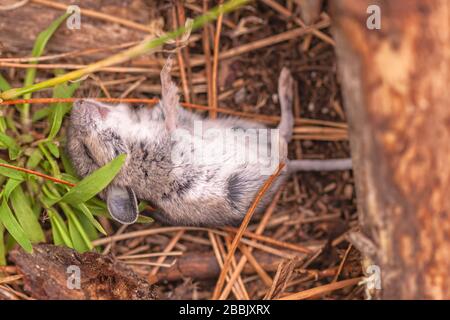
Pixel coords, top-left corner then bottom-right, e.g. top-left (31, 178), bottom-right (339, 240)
top-left (0, 0), bottom-right (363, 300)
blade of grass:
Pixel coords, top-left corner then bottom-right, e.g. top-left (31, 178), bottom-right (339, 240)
top-left (3, 178), bottom-right (23, 201)
top-left (60, 151), bottom-right (78, 177)
top-left (38, 142), bottom-right (60, 177)
top-left (0, 132), bottom-right (21, 160)
top-left (53, 154), bottom-right (126, 205)
top-left (10, 186), bottom-right (45, 243)
top-left (76, 203), bottom-right (106, 235)
top-left (67, 215), bottom-right (90, 252)
top-left (48, 208), bottom-right (73, 248)
top-left (0, 159), bottom-right (26, 180)
top-left (0, 74), bottom-right (10, 150)
top-left (77, 210), bottom-right (99, 242)
top-left (26, 148), bottom-right (43, 169)
top-left (0, 200), bottom-right (33, 253)
top-left (44, 140), bottom-right (59, 158)
top-left (48, 81), bottom-right (79, 140)
top-left (0, 222), bottom-right (5, 265)
top-left (0, 73), bottom-right (11, 91)
top-left (20, 13), bottom-right (70, 126)
top-left (32, 107), bottom-right (51, 122)
top-left (60, 202), bottom-right (93, 251)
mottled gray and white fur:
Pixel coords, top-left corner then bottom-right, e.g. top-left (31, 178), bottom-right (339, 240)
top-left (66, 60), bottom-right (352, 226)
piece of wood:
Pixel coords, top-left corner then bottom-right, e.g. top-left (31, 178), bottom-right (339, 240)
top-left (331, 0), bottom-right (450, 299)
top-left (151, 251), bottom-right (282, 283)
top-left (0, 0), bottom-right (154, 55)
top-left (9, 244), bottom-right (157, 300)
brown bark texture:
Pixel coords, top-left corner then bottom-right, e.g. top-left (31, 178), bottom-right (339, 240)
top-left (331, 0), bottom-right (450, 299)
top-left (9, 244), bottom-right (157, 300)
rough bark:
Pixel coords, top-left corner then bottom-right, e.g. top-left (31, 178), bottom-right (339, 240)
top-left (9, 244), bottom-right (157, 300)
top-left (331, 0), bottom-right (450, 299)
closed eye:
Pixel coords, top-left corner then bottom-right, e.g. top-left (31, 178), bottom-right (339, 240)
top-left (83, 143), bottom-right (97, 164)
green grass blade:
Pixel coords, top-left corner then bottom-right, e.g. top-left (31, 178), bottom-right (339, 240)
top-left (26, 148), bottom-right (43, 169)
top-left (0, 200), bottom-right (33, 253)
top-left (48, 208), bottom-right (73, 248)
top-left (3, 178), bottom-right (23, 201)
top-left (60, 202), bottom-right (92, 251)
top-left (77, 212), bottom-right (99, 242)
top-left (10, 186), bottom-right (45, 243)
top-left (0, 132), bottom-right (21, 160)
top-left (67, 217), bottom-right (90, 252)
top-left (38, 142), bottom-right (60, 177)
top-left (60, 173), bottom-right (79, 185)
top-left (32, 107), bottom-right (51, 122)
top-left (0, 73), bottom-right (11, 91)
top-left (44, 140), bottom-right (60, 158)
top-left (0, 159), bottom-right (26, 180)
top-left (21, 13), bottom-right (70, 125)
top-left (76, 203), bottom-right (106, 235)
top-left (0, 222), bottom-right (5, 265)
top-left (60, 151), bottom-right (78, 178)
top-left (54, 154), bottom-right (126, 205)
top-left (48, 82), bottom-right (79, 140)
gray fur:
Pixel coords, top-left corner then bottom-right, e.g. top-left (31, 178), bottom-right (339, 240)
top-left (66, 66), bottom-right (351, 227)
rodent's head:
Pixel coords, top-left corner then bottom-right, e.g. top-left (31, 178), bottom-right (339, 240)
top-left (67, 99), bottom-right (138, 224)
top-left (67, 99), bottom-right (131, 174)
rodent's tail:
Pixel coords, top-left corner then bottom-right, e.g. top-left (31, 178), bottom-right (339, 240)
top-left (288, 158), bottom-right (352, 172)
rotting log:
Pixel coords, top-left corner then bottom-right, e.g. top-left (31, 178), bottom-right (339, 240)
top-left (9, 244), bottom-right (157, 300)
top-left (331, 0), bottom-right (450, 299)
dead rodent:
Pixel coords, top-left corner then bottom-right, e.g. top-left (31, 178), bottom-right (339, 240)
top-left (66, 58), bottom-right (351, 226)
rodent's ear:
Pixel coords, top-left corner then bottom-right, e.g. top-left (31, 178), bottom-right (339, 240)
top-left (73, 99), bottom-right (111, 120)
top-left (106, 186), bottom-right (138, 224)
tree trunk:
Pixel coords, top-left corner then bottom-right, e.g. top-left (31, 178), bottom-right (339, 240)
top-left (331, 0), bottom-right (450, 299)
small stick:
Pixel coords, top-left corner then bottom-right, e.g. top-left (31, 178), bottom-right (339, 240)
top-left (219, 20), bottom-right (331, 61)
top-left (223, 227), bottom-right (313, 254)
top-left (212, 163), bottom-right (285, 299)
top-left (239, 244), bottom-right (273, 287)
top-left (0, 97), bottom-right (348, 129)
top-left (117, 251), bottom-right (183, 260)
top-left (277, 277), bottom-right (362, 300)
top-left (0, 163), bottom-right (74, 187)
top-left (218, 188), bottom-right (284, 300)
top-left (0, 42), bottom-right (140, 63)
top-left (31, 0), bottom-right (154, 33)
top-left (125, 261), bottom-right (175, 268)
top-left (150, 230), bottom-right (184, 276)
top-left (119, 76), bottom-right (146, 99)
top-left (224, 236), bottom-right (250, 300)
top-left (102, 224), bottom-right (127, 255)
top-left (209, 232), bottom-right (244, 299)
top-left (89, 74), bottom-right (111, 98)
top-left (332, 244), bottom-right (353, 283)
top-left (0, 62), bottom-right (159, 74)
top-left (0, 275), bottom-right (23, 285)
top-left (260, 0), bottom-right (335, 46)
